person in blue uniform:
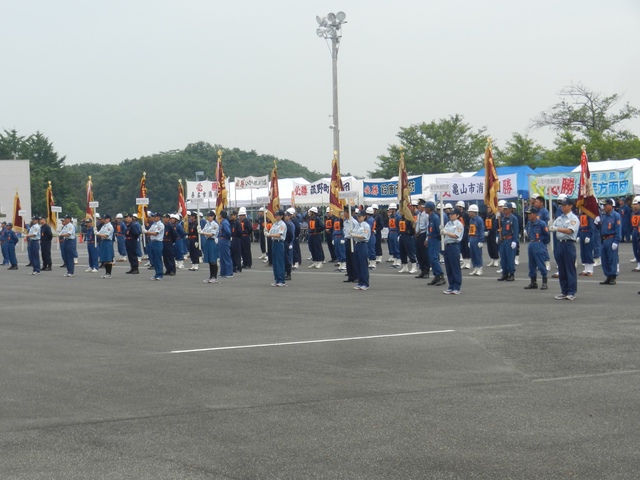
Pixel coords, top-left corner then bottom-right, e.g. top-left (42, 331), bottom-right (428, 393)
top-left (631, 196), bottom-right (640, 272)
top-left (170, 214), bottom-right (187, 270)
top-left (186, 212), bottom-right (202, 271)
top-left (398, 206), bottom-right (417, 274)
top-left (467, 204), bottom-right (485, 276)
top-left (484, 208), bottom-right (499, 267)
top-left (144, 212), bottom-right (165, 280)
top-left (307, 207), bottom-right (325, 268)
top-left (290, 207), bottom-right (302, 269)
top-left (124, 213), bottom-right (141, 274)
top-left (331, 210), bottom-right (345, 272)
top-left (414, 200), bottom-right (430, 279)
top-left (114, 213), bottom-right (127, 261)
top-left (549, 198), bottom-right (579, 299)
top-left (365, 206), bottom-right (377, 270)
top-left (386, 203), bottom-right (401, 267)
top-left (283, 210), bottom-right (295, 281)
top-left (96, 214), bottom-right (115, 278)
top-left (372, 204), bottom-right (384, 264)
top-left (578, 209), bottom-right (597, 277)
top-left (5, 223), bottom-right (19, 270)
top-left (229, 210), bottom-right (243, 273)
top-left (523, 207), bottom-right (550, 290)
top-left (441, 209), bottom-right (464, 294)
top-left (265, 209), bottom-right (287, 287)
top-left (351, 209), bottom-right (371, 291)
top-left (533, 196), bottom-right (551, 270)
top-left (617, 197), bottom-right (631, 243)
top-left (218, 210), bottom-right (233, 278)
top-left (24, 216), bottom-right (42, 274)
top-left (598, 198), bottom-right (621, 285)
top-left (324, 207), bottom-right (337, 263)
top-left (200, 210), bottom-right (220, 283)
top-left (38, 217), bottom-right (53, 271)
top-left (84, 218), bottom-right (99, 272)
top-left (0, 222), bottom-right (9, 266)
top-left (342, 207), bottom-right (359, 283)
top-left (58, 215), bottom-right (76, 276)
top-left (426, 201), bottom-right (447, 286)
top-left (497, 202), bottom-right (519, 281)
top-left (238, 207), bottom-right (253, 269)
top-left (161, 214), bottom-right (177, 276)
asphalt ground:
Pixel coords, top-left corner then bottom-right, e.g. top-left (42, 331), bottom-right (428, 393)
top-left (1, 241), bottom-right (639, 479)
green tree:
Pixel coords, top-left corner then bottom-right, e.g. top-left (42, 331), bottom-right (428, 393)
top-left (494, 133), bottom-right (546, 167)
top-left (370, 114), bottom-right (487, 177)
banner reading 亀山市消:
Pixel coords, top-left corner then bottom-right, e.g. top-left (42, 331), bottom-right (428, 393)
top-left (437, 174), bottom-right (518, 201)
top-left (528, 168), bottom-right (633, 199)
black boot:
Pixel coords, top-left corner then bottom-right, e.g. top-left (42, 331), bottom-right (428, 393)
top-left (599, 276), bottom-right (611, 285)
top-left (609, 276), bottom-right (617, 285)
top-left (524, 277), bottom-right (538, 289)
top-left (130, 268), bottom-right (139, 275)
top-left (541, 276), bottom-right (548, 290)
top-left (415, 270), bottom-right (426, 279)
top-left (427, 275), bottom-right (439, 286)
top-left (497, 274), bottom-right (508, 281)
top-left (506, 273), bottom-right (515, 281)
top-left (435, 274), bottom-right (447, 286)
top-left (285, 272), bottom-right (292, 281)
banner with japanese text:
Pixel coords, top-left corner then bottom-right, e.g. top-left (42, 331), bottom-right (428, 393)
top-left (234, 175), bottom-right (268, 190)
top-left (362, 176), bottom-right (422, 201)
top-left (528, 168), bottom-right (633, 199)
top-left (437, 174), bottom-right (518, 200)
top-left (186, 180), bottom-right (220, 201)
top-left (292, 176), bottom-right (356, 205)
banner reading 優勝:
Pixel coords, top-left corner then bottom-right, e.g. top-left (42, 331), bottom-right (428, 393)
top-left (528, 168), bottom-right (633, 199)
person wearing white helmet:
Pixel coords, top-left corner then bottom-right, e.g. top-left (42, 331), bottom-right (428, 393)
top-left (386, 203), bottom-right (401, 266)
top-left (307, 207), bottom-right (325, 268)
top-left (441, 207), bottom-right (464, 294)
top-left (200, 210), bottom-right (220, 284)
top-left (330, 207), bottom-right (346, 272)
top-left (364, 206), bottom-right (377, 270)
top-left (497, 201), bottom-right (519, 281)
top-left (341, 205), bottom-right (360, 283)
top-left (324, 206), bottom-right (338, 264)
top-left (598, 198), bottom-right (621, 285)
top-left (238, 207), bottom-right (253, 269)
top-left (577, 201), bottom-right (598, 277)
top-left (112, 213), bottom-right (127, 262)
top-left (425, 201), bottom-right (447, 286)
top-left (228, 210), bottom-right (243, 273)
top-left (287, 207), bottom-right (302, 269)
top-left (257, 207), bottom-right (267, 260)
top-left (186, 211), bottom-right (202, 271)
top-left (467, 204), bottom-right (485, 275)
top-left (351, 209), bottom-right (371, 290)
top-left (397, 203), bottom-right (418, 274)
top-left (414, 199), bottom-right (430, 279)
top-left (484, 203), bottom-right (500, 267)
top-left (454, 201), bottom-right (472, 270)
top-left (631, 196), bottom-right (640, 272)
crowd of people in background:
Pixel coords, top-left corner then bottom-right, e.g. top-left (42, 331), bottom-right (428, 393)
top-left (2, 195), bottom-right (639, 298)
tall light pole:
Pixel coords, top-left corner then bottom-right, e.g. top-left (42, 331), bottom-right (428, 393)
top-left (316, 11), bottom-right (346, 171)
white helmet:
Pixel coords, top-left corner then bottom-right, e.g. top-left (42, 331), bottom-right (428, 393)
top-left (388, 203), bottom-right (397, 210)
top-left (286, 207), bottom-right (296, 215)
top-left (366, 207), bottom-right (374, 214)
top-left (309, 207), bottom-right (318, 214)
top-left (372, 204), bottom-right (378, 209)
top-left (437, 202), bottom-right (444, 210)
top-left (186, 210), bottom-right (191, 216)
top-left (170, 213), bottom-right (180, 220)
top-left (497, 200), bottom-right (507, 207)
top-left (633, 196), bottom-right (640, 205)
top-left (468, 204), bottom-right (479, 213)
top-left (455, 201), bottom-right (465, 208)
top-left (116, 213), bottom-right (123, 219)
top-left (326, 207), bottom-right (331, 213)
top-left (238, 207), bottom-right (247, 215)
top-left (258, 207), bottom-right (265, 212)
top-left (557, 193), bottom-right (567, 201)
top-left (411, 200), bottom-right (419, 206)
top-left (444, 203), bottom-right (453, 209)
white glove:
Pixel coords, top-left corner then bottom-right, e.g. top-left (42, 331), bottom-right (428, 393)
top-left (478, 242), bottom-right (483, 248)
top-left (141, 227), bottom-right (147, 234)
top-left (340, 239), bottom-right (345, 244)
top-left (197, 227), bottom-right (202, 233)
top-left (495, 237), bottom-right (499, 244)
top-left (214, 238), bottom-right (218, 244)
top-left (548, 226), bottom-right (557, 232)
top-left (439, 225), bottom-right (444, 232)
top-left (484, 232), bottom-right (489, 237)
top-left (612, 243), bottom-right (618, 250)
top-left (289, 245), bottom-right (293, 250)
top-left (594, 216), bottom-right (601, 225)
top-left (495, 212), bottom-right (501, 219)
top-left (194, 242), bottom-right (199, 248)
top-left (584, 237), bottom-right (590, 244)
top-left (511, 241), bottom-right (516, 249)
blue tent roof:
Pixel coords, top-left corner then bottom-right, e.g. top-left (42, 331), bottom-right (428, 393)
top-left (474, 166), bottom-right (535, 198)
top-left (533, 166), bottom-right (575, 174)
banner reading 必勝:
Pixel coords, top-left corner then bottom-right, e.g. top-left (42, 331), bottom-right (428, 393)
top-left (528, 168), bottom-right (633, 199)
top-left (234, 175), bottom-right (268, 190)
top-left (363, 176), bottom-right (422, 200)
top-left (437, 174), bottom-right (518, 201)
top-left (292, 176), bottom-right (356, 205)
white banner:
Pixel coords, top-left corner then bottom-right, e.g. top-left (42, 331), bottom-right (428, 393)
top-left (186, 180), bottom-right (220, 201)
top-left (234, 175), bottom-right (268, 190)
top-left (292, 176), bottom-right (357, 205)
top-left (436, 174), bottom-right (518, 201)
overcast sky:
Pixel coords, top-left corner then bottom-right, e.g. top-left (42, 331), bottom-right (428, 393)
top-left (2, 0), bottom-right (640, 177)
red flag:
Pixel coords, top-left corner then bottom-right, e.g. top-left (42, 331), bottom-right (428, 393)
top-left (86, 176), bottom-right (94, 219)
top-left (46, 181), bottom-right (57, 228)
top-left (576, 146), bottom-right (600, 219)
top-left (484, 138), bottom-right (500, 215)
top-left (266, 161), bottom-right (280, 224)
top-left (328, 152), bottom-right (344, 217)
top-left (215, 150), bottom-right (228, 218)
top-left (12, 190), bottom-right (24, 233)
top-left (398, 149), bottom-right (414, 224)
top-left (177, 180), bottom-right (187, 218)
top-left (138, 173), bottom-right (147, 223)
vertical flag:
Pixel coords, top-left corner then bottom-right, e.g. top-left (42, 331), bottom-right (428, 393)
top-left (86, 176), bottom-right (94, 219)
top-left (484, 137), bottom-right (500, 215)
top-left (266, 160), bottom-right (280, 223)
top-left (328, 151), bottom-right (344, 217)
top-left (576, 145), bottom-right (600, 219)
top-left (215, 150), bottom-right (228, 218)
top-left (12, 190), bottom-right (24, 233)
top-left (46, 181), bottom-right (57, 228)
top-left (177, 179), bottom-right (188, 218)
top-left (398, 148), bottom-right (414, 224)
top-left (138, 172), bottom-right (147, 222)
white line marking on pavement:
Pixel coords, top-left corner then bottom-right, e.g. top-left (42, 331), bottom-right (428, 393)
top-left (170, 329), bottom-right (456, 354)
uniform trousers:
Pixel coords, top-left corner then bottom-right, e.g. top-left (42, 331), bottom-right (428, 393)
top-left (87, 242), bottom-right (99, 270)
top-left (632, 230), bottom-right (640, 262)
top-left (241, 236), bottom-right (252, 267)
top-left (499, 240), bottom-right (516, 275)
top-left (601, 237), bottom-right (618, 277)
top-left (116, 235), bottom-right (126, 256)
top-left (7, 243), bottom-right (18, 266)
top-left (399, 234), bottom-right (416, 264)
top-left (219, 238), bottom-right (233, 276)
top-left (308, 234), bottom-right (324, 262)
top-left (148, 241), bottom-right (163, 278)
top-left (41, 240), bottom-right (52, 268)
top-left (579, 235), bottom-right (594, 265)
top-left (367, 235), bottom-right (376, 261)
top-left (125, 239), bottom-right (139, 269)
top-left (527, 241), bottom-right (547, 278)
top-left (62, 240), bottom-right (75, 274)
top-left (557, 241), bottom-right (577, 295)
top-left (271, 240), bottom-right (285, 284)
top-left (444, 243), bottom-right (462, 291)
top-left (469, 237), bottom-right (483, 268)
top-left (387, 232), bottom-right (399, 258)
top-left (188, 238), bottom-right (201, 264)
top-left (344, 239), bottom-right (357, 281)
top-left (427, 237), bottom-right (443, 276)
top-left (231, 238), bottom-right (242, 272)
top-left (162, 241), bottom-right (176, 273)
top-left (355, 242), bottom-right (369, 288)
top-left (28, 240), bottom-right (41, 272)
top-left (415, 232), bottom-right (430, 271)
top-left (326, 234), bottom-right (336, 261)
top-left (1, 242), bottom-right (9, 264)
top-left (333, 235), bottom-right (345, 262)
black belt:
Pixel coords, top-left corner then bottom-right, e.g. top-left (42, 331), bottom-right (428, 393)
top-left (559, 240), bottom-right (575, 243)
top-left (502, 236), bottom-right (513, 240)
top-left (602, 234), bottom-right (614, 240)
